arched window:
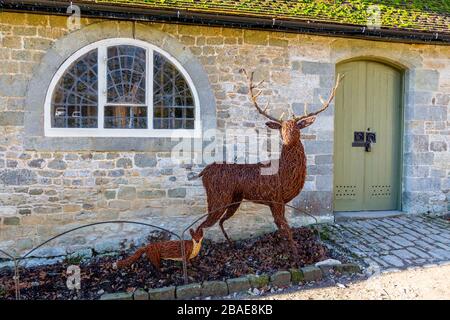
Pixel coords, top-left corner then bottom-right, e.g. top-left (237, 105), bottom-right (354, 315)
top-left (45, 39), bottom-right (200, 137)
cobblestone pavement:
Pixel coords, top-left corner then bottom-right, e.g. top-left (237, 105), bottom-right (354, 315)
top-left (322, 214), bottom-right (450, 270)
top-left (255, 264), bottom-right (450, 300)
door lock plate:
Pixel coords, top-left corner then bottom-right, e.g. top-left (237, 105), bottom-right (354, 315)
top-left (352, 131), bottom-right (365, 147)
top-left (352, 131), bottom-right (376, 151)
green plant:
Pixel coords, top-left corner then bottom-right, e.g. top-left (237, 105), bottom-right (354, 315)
top-left (0, 285), bottom-right (6, 298)
top-left (63, 254), bottom-right (84, 265)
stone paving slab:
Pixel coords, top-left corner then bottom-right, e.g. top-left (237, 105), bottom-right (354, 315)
top-left (323, 214), bottom-right (450, 270)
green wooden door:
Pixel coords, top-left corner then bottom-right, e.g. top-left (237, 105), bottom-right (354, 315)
top-left (334, 61), bottom-right (402, 212)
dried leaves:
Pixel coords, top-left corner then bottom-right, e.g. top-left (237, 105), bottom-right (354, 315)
top-left (0, 227), bottom-right (327, 300)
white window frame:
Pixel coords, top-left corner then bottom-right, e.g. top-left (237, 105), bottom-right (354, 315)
top-left (44, 38), bottom-right (201, 138)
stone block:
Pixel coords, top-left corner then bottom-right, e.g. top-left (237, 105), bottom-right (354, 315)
top-left (0, 75), bottom-right (27, 96)
top-left (159, 168), bottom-right (173, 175)
top-left (108, 169), bottom-right (124, 177)
top-left (414, 69), bottom-right (439, 91)
top-left (335, 263), bottom-right (362, 274)
top-left (404, 152), bottom-right (434, 166)
top-left (316, 175), bottom-right (333, 191)
top-left (0, 169), bottom-right (37, 186)
top-left (117, 186), bottom-right (136, 200)
top-left (430, 141), bottom-right (447, 152)
top-left (137, 190), bottom-right (166, 199)
top-left (168, 188), bottom-right (186, 198)
top-left (29, 188), bottom-right (44, 195)
top-left (270, 271), bottom-right (291, 287)
top-left (293, 191), bottom-right (333, 215)
top-left (116, 158), bottom-right (132, 168)
top-left (65, 154), bottom-right (79, 161)
top-left (134, 154), bottom-right (157, 168)
top-left (104, 190), bottom-right (116, 200)
top-left (302, 61), bottom-right (334, 75)
top-left (6, 160), bottom-right (18, 168)
top-left (243, 30), bottom-right (268, 45)
top-left (291, 61), bottom-right (302, 71)
top-left (133, 289), bottom-right (149, 300)
top-left (100, 292), bottom-right (133, 300)
top-left (16, 238), bottom-right (33, 250)
top-left (63, 204), bottom-right (81, 213)
top-left (303, 141), bottom-right (333, 155)
top-left (3, 217), bottom-right (20, 225)
top-left (47, 160), bottom-right (67, 170)
top-left (289, 268), bottom-right (304, 283)
top-left (412, 106), bottom-right (446, 121)
top-left (23, 38), bottom-right (52, 51)
top-left (315, 154), bottom-right (333, 165)
top-left (247, 274), bottom-right (269, 288)
top-left (201, 281), bottom-right (228, 297)
top-left (108, 200), bottom-right (130, 210)
top-left (176, 283), bottom-right (201, 300)
top-left (18, 208), bottom-right (31, 215)
top-left (148, 286), bottom-right (175, 300)
top-left (405, 177), bottom-right (441, 192)
top-left (268, 38), bottom-right (288, 47)
top-left (0, 112), bottom-right (24, 126)
top-left (405, 135), bottom-right (429, 153)
top-left (404, 165), bottom-right (429, 178)
top-left (307, 164), bottom-right (333, 176)
top-left (300, 266), bottom-right (323, 282)
top-left (226, 277), bottom-right (251, 294)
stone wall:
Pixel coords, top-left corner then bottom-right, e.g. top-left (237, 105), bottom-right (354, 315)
top-left (0, 12), bottom-right (448, 259)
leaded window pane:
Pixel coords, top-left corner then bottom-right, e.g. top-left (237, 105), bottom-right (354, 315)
top-left (50, 42), bottom-right (197, 134)
top-left (153, 52), bottom-right (195, 129)
top-left (107, 45), bottom-right (146, 104)
top-left (51, 49), bottom-right (98, 128)
top-left (104, 106), bottom-right (148, 129)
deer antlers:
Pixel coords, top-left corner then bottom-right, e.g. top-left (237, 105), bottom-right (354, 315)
top-left (294, 73), bottom-right (344, 122)
top-left (242, 69), bottom-right (281, 124)
top-left (242, 69), bottom-right (343, 123)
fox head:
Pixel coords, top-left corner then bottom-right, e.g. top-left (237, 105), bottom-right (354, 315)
top-left (190, 228), bottom-right (204, 243)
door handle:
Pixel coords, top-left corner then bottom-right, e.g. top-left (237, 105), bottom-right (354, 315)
top-left (365, 132), bottom-right (376, 152)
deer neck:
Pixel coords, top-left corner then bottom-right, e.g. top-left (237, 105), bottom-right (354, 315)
top-left (279, 139), bottom-right (307, 198)
top-left (280, 140), bottom-right (305, 166)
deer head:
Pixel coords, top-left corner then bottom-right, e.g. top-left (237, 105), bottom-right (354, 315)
top-left (243, 69), bottom-right (343, 145)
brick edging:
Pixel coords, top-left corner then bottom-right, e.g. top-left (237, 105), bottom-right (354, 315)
top-left (100, 263), bottom-right (361, 300)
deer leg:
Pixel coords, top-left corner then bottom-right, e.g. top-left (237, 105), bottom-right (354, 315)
top-left (196, 205), bottom-right (228, 233)
top-left (196, 191), bottom-right (233, 234)
top-left (219, 200), bottom-right (242, 244)
top-left (270, 204), bottom-right (299, 260)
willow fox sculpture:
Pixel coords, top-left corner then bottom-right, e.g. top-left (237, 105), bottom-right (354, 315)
top-left (197, 70), bottom-right (342, 257)
top-left (115, 228), bottom-right (204, 271)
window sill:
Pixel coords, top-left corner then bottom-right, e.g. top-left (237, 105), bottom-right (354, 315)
top-left (24, 136), bottom-right (204, 152)
top-left (44, 128), bottom-right (202, 139)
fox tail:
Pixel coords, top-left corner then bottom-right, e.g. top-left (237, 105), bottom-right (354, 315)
top-left (115, 247), bottom-right (146, 268)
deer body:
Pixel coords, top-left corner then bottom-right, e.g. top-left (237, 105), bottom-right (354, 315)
top-left (200, 128), bottom-right (306, 205)
top-left (197, 70), bottom-right (342, 259)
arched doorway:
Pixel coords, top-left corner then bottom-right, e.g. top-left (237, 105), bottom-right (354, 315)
top-left (334, 60), bottom-right (403, 212)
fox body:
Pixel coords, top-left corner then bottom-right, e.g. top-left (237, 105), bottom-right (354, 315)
top-left (115, 228), bottom-right (204, 271)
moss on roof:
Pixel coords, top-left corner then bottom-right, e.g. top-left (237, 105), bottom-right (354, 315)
top-left (85, 0), bottom-right (449, 33)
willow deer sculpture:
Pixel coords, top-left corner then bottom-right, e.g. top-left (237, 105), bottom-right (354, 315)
top-left (197, 70), bottom-right (342, 258)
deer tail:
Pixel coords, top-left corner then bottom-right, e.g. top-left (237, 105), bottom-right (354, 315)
top-left (116, 247), bottom-right (146, 268)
